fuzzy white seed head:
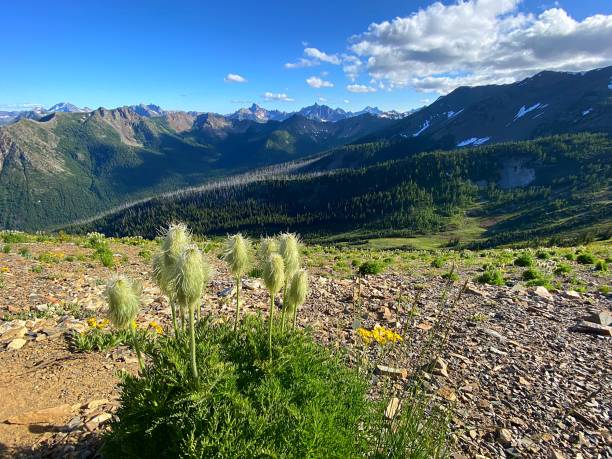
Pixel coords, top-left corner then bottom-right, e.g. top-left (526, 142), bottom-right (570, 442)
top-left (258, 237), bottom-right (278, 267)
top-left (173, 244), bottom-right (206, 306)
top-left (288, 269), bottom-right (308, 309)
top-left (223, 233), bottom-right (251, 277)
top-left (263, 253), bottom-right (285, 294)
top-left (106, 276), bottom-right (140, 329)
top-left (279, 233), bottom-right (301, 278)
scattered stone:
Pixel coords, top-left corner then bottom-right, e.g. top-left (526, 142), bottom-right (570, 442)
top-left (82, 399), bottom-right (108, 411)
top-left (5, 404), bottom-right (75, 425)
top-left (377, 306), bottom-right (394, 322)
top-left (465, 284), bottom-right (486, 297)
top-left (570, 320), bottom-right (612, 337)
top-left (384, 397), bottom-right (400, 420)
top-left (375, 364), bottom-right (408, 379)
top-left (437, 386), bottom-right (457, 402)
top-left (242, 279), bottom-right (261, 290)
top-left (1, 325), bottom-right (27, 341)
top-left (416, 322), bottom-right (433, 331)
top-left (533, 286), bottom-right (553, 300)
top-left (563, 290), bottom-right (581, 299)
top-left (84, 412), bottom-right (112, 431)
top-left (550, 450), bottom-right (566, 459)
top-left (584, 309), bottom-right (611, 326)
top-left (218, 286), bottom-right (236, 298)
top-left (431, 357), bottom-right (449, 378)
top-left (6, 338), bottom-right (27, 350)
top-left (498, 428), bottom-right (513, 447)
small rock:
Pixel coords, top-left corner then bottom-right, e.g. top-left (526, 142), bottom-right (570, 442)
top-left (218, 286), bottom-right (236, 298)
top-left (437, 386), bottom-right (457, 402)
top-left (82, 399), bottom-right (109, 411)
top-left (1, 326), bottom-right (27, 341)
top-left (85, 412), bottom-right (112, 431)
top-left (242, 279), bottom-right (261, 290)
top-left (563, 290), bottom-right (581, 299)
top-left (550, 450), bottom-right (566, 459)
top-left (585, 310), bottom-right (611, 326)
top-left (431, 357), bottom-right (449, 378)
top-left (498, 428), bottom-right (513, 447)
top-left (375, 365), bottom-right (408, 379)
top-left (5, 404), bottom-right (75, 424)
top-left (384, 397), bottom-right (400, 420)
top-left (7, 338), bottom-right (27, 350)
top-left (533, 286), bottom-right (553, 300)
top-left (570, 320), bottom-right (612, 337)
top-left (378, 306), bottom-right (394, 322)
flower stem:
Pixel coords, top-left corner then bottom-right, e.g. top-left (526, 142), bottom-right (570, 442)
top-left (189, 302), bottom-right (198, 380)
top-left (268, 293), bottom-right (274, 359)
top-left (131, 329), bottom-right (144, 371)
top-left (170, 299), bottom-right (179, 339)
top-left (234, 276), bottom-right (241, 331)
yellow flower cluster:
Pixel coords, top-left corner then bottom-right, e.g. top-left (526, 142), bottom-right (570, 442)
top-left (148, 320), bottom-right (164, 335)
top-left (0, 267), bottom-right (9, 273)
top-left (356, 325), bottom-right (403, 346)
top-left (87, 317), bottom-right (109, 329)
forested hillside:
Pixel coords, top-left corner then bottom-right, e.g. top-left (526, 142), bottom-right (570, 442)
top-left (76, 133), bottom-right (612, 247)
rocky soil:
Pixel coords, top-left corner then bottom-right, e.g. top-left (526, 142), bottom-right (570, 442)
top-left (0, 239), bottom-right (610, 458)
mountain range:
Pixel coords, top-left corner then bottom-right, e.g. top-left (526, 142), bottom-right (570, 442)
top-left (1, 65), bottom-right (611, 240)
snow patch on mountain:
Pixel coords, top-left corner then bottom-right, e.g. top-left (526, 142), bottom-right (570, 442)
top-left (514, 103), bottom-right (543, 120)
top-left (608, 78), bottom-right (612, 89)
top-left (582, 108), bottom-right (593, 116)
top-left (457, 137), bottom-right (491, 147)
top-left (413, 119), bottom-right (430, 137)
top-left (446, 109), bottom-right (464, 119)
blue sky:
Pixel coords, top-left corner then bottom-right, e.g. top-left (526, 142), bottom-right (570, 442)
top-left (1, 0), bottom-right (610, 114)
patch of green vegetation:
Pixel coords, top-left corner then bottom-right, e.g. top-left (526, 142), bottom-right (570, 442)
top-left (476, 268), bottom-right (505, 286)
top-left (576, 252), bottom-right (596, 265)
top-left (137, 249), bottom-right (152, 262)
top-left (18, 247), bottom-right (31, 258)
top-left (536, 250), bottom-right (551, 260)
top-left (514, 252), bottom-right (535, 267)
top-left (103, 316), bottom-right (449, 458)
top-left (554, 263), bottom-right (572, 275)
top-left (431, 256), bottom-right (446, 268)
top-left (595, 259), bottom-right (608, 272)
top-left (31, 265), bottom-right (43, 273)
top-left (358, 260), bottom-right (385, 276)
top-left (522, 268), bottom-right (542, 281)
top-left (2, 244), bottom-right (10, 253)
top-left (442, 270), bottom-right (459, 281)
top-left (599, 284), bottom-right (610, 295)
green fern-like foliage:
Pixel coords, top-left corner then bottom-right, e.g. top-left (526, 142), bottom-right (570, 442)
top-left (103, 316), bottom-right (371, 458)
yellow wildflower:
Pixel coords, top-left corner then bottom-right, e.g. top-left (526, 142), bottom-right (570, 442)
top-left (87, 317), bottom-right (98, 328)
top-left (0, 267), bottom-right (9, 273)
top-left (356, 325), bottom-right (402, 346)
top-left (148, 320), bottom-right (164, 335)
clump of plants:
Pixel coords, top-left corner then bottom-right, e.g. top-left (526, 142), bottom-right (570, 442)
top-left (536, 250), bottom-right (551, 260)
top-left (554, 262), bottom-right (572, 275)
top-left (476, 268), bottom-right (505, 286)
top-left (522, 267), bottom-right (542, 281)
top-left (595, 259), bottom-right (608, 272)
top-left (359, 259), bottom-right (385, 275)
top-left (514, 252), bottom-right (535, 267)
top-left (576, 252), bottom-right (596, 265)
top-left (431, 256), bottom-right (446, 268)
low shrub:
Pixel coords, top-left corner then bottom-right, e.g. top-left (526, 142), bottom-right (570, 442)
top-left (431, 256), bottom-right (445, 268)
top-left (514, 253), bottom-right (534, 267)
top-left (564, 253), bottom-right (576, 261)
top-left (359, 260), bottom-right (384, 276)
top-left (476, 268), bottom-right (505, 286)
top-left (536, 250), bottom-right (551, 260)
top-left (18, 247), bottom-right (31, 258)
top-left (595, 259), bottom-right (608, 272)
top-left (442, 270), bottom-right (459, 281)
top-left (554, 263), bottom-right (572, 275)
top-left (576, 252), bottom-right (596, 265)
top-left (599, 284), bottom-right (610, 295)
top-left (2, 244), bottom-right (10, 253)
top-left (522, 268), bottom-right (542, 281)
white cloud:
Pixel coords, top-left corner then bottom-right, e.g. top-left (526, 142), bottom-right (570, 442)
top-left (343, 99), bottom-right (350, 104)
top-left (306, 76), bottom-right (334, 88)
top-left (285, 47), bottom-right (341, 68)
top-left (304, 47), bottom-right (341, 65)
top-left (284, 58), bottom-right (318, 69)
top-left (318, 97), bottom-right (328, 102)
top-left (347, 84), bottom-right (377, 93)
top-left (262, 92), bottom-right (294, 102)
top-left (345, 0), bottom-right (612, 93)
top-left (224, 73), bottom-right (247, 83)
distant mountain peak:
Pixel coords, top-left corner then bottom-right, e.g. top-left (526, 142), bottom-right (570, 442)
top-left (47, 102), bottom-right (86, 113)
